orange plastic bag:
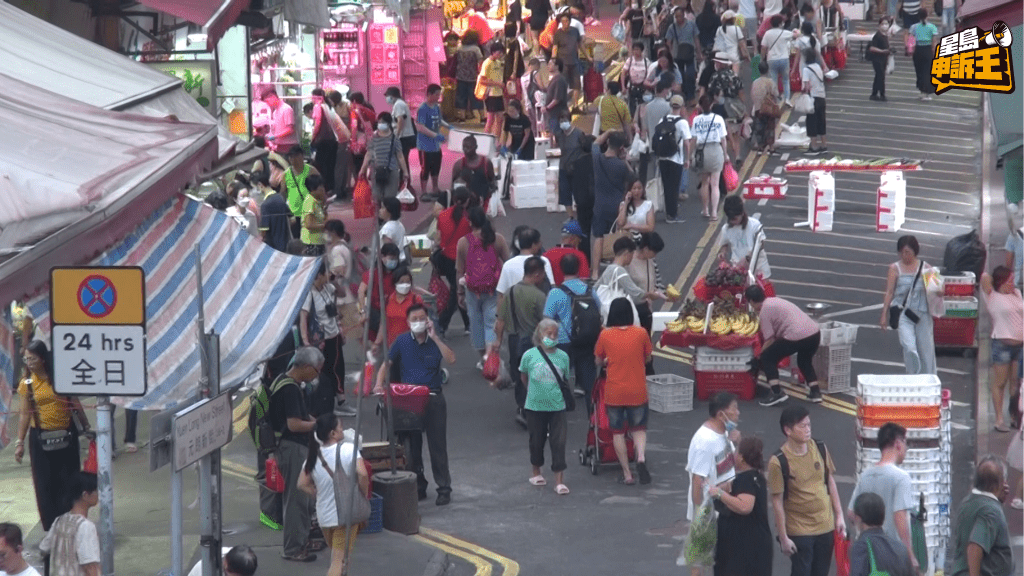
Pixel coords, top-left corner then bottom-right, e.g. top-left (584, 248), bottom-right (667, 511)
top-left (353, 178), bottom-right (374, 219)
top-left (723, 163), bottom-right (740, 191)
top-left (83, 439), bottom-right (97, 473)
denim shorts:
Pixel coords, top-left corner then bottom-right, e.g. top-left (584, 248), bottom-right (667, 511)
top-left (606, 403), bottom-right (649, 432)
top-left (991, 339), bottom-right (1023, 365)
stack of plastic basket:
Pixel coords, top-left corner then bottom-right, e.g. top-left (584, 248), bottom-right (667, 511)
top-left (856, 375), bottom-right (952, 572)
top-left (693, 347), bottom-right (755, 401)
top-left (646, 374), bottom-right (694, 413)
top-left (814, 321), bottom-right (858, 393)
top-left (935, 272), bottom-right (977, 348)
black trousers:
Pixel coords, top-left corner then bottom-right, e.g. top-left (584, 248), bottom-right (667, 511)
top-left (310, 335), bottom-right (344, 416)
top-left (658, 160), bottom-right (682, 219)
top-left (525, 409), bottom-right (568, 472)
top-left (257, 450), bottom-right (282, 524)
top-left (509, 334), bottom-right (528, 409)
top-left (313, 139), bottom-right (338, 192)
top-left (912, 45), bottom-right (933, 94)
top-left (435, 253), bottom-right (470, 333)
top-left (574, 203), bottom-right (594, 269)
top-left (871, 57), bottom-right (887, 97)
top-left (399, 392), bottom-right (451, 495)
top-left (790, 532), bottom-right (834, 576)
top-left (635, 301), bottom-right (655, 376)
top-left (560, 343), bottom-right (597, 415)
top-left (761, 331), bottom-right (821, 384)
top-left (400, 136), bottom-right (417, 182)
top-left (29, 427), bottom-right (80, 531)
top-left (334, 141), bottom-right (352, 197)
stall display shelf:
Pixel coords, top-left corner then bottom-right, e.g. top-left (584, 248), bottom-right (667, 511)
top-left (660, 331), bottom-right (760, 352)
top-left (742, 175), bottom-right (788, 200)
top-left (784, 160), bottom-right (924, 172)
top-left (647, 375), bottom-right (694, 413)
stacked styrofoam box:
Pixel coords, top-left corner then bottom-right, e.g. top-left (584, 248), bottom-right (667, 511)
top-left (742, 175), bottom-right (789, 200)
top-left (855, 375), bottom-right (951, 569)
top-left (694, 346), bottom-right (753, 372)
top-left (545, 166), bottom-right (565, 212)
top-left (808, 171), bottom-right (835, 232)
top-left (535, 137), bottom-right (551, 161)
top-left (876, 171), bottom-right (907, 232)
top-left (510, 160), bottom-right (547, 209)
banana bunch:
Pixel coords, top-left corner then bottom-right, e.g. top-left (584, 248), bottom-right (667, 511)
top-left (708, 316), bottom-right (732, 335)
top-left (665, 319), bottom-right (687, 333)
top-left (731, 313), bottom-right (760, 336)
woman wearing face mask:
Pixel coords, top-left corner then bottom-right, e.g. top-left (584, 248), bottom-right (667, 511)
top-left (519, 319), bottom-right (571, 495)
top-left (359, 112), bottom-right (409, 201)
top-left (377, 267), bottom-right (426, 371)
top-left (302, 262), bottom-right (348, 417)
top-left (457, 207), bottom-right (511, 364)
top-left (358, 242), bottom-right (401, 347)
top-left (378, 197), bottom-right (407, 262)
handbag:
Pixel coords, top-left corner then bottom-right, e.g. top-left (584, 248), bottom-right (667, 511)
top-left (375, 134), bottom-right (396, 185)
top-left (760, 92), bottom-right (782, 118)
top-left (886, 54), bottom-right (896, 74)
top-left (792, 92), bottom-right (815, 114)
top-left (889, 261), bottom-right (923, 329)
top-left (27, 382), bottom-right (73, 452)
top-left (537, 346), bottom-right (575, 412)
top-left (317, 445), bottom-right (371, 526)
top-left (602, 224), bottom-right (629, 260)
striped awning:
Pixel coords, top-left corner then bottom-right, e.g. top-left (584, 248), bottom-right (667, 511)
top-left (3, 195), bottom-right (317, 423)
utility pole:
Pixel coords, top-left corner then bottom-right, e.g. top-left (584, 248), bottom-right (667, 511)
top-left (194, 244), bottom-right (223, 576)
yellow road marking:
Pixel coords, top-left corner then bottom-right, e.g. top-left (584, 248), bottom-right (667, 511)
top-left (413, 535), bottom-right (493, 576)
top-left (420, 528), bottom-right (521, 576)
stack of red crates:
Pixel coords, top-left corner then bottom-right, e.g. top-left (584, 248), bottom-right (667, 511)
top-left (934, 272), bottom-right (977, 348)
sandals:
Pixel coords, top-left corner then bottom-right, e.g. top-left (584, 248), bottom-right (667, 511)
top-left (995, 424), bottom-right (1011, 433)
top-left (555, 484), bottom-right (570, 495)
top-left (124, 443), bottom-right (138, 454)
top-left (529, 475), bottom-right (547, 486)
top-left (618, 476), bottom-right (637, 485)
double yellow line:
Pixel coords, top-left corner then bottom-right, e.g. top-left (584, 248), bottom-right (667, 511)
top-left (654, 342), bottom-right (857, 416)
top-left (225, 394), bottom-right (520, 575)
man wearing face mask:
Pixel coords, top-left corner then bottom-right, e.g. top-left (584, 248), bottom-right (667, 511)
top-left (556, 112), bottom-right (586, 219)
top-left (375, 304), bottom-right (457, 505)
top-left (358, 243), bottom-right (401, 346)
top-left (685, 392), bottom-right (740, 576)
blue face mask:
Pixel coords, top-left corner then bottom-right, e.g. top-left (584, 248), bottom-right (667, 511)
top-left (724, 418), bottom-right (738, 432)
top-left (384, 259), bottom-right (398, 270)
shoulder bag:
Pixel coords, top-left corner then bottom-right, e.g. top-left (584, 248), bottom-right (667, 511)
top-left (889, 261), bottom-right (923, 329)
top-left (537, 347), bottom-right (575, 412)
top-left (318, 444), bottom-right (371, 525)
top-left (692, 115), bottom-right (716, 172)
top-left (27, 381), bottom-right (73, 451)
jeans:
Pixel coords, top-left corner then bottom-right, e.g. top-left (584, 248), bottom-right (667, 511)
top-left (509, 333), bottom-right (528, 409)
top-left (466, 290), bottom-right (497, 351)
top-left (560, 343), bottom-right (597, 415)
top-left (789, 532), bottom-right (834, 576)
top-left (525, 409), bottom-right (568, 472)
top-left (402, 392), bottom-right (452, 495)
top-left (658, 159), bottom-right (682, 219)
top-left (871, 57), bottom-right (887, 97)
top-left (435, 253), bottom-right (470, 334)
top-left (278, 439), bottom-right (313, 556)
top-left (678, 165), bottom-right (690, 197)
top-left (898, 312), bottom-right (936, 375)
top-left (761, 331), bottom-right (822, 385)
top-left (679, 57), bottom-right (697, 101)
top-left (548, 112), bottom-right (564, 141)
top-left (769, 58), bottom-right (791, 102)
top-left (942, 7), bottom-right (956, 34)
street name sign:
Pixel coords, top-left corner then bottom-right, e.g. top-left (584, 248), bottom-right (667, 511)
top-left (172, 392), bottom-right (232, 471)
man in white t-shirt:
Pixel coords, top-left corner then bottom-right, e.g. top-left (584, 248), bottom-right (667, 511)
top-left (496, 227), bottom-right (555, 311)
top-left (685, 392), bottom-right (740, 575)
top-left (0, 523), bottom-right (41, 576)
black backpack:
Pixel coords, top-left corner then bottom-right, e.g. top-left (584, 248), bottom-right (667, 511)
top-left (774, 439), bottom-right (830, 501)
top-left (651, 115), bottom-right (680, 158)
top-left (558, 285), bottom-right (602, 349)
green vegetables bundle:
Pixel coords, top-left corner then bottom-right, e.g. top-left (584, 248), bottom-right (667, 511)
top-left (677, 495), bottom-right (719, 567)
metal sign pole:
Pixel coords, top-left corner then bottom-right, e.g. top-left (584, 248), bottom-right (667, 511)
top-left (171, 469), bottom-right (184, 576)
top-left (96, 396), bottom-right (115, 576)
top-left (194, 244), bottom-right (223, 576)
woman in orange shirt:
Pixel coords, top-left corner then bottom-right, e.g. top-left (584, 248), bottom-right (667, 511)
top-left (594, 298), bottom-right (654, 486)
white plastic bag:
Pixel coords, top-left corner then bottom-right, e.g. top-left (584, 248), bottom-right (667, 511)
top-left (627, 133), bottom-right (648, 161)
top-left (886, 54), bottom-right (895, 74)
top-left (396, 186), bottom-right (416, 204)
top-left (676, 493), bottom-right (719, 567)
top-left (486, 192), bottom-right (507, 218)
top-left (792, 93), bottom-right (815, 115)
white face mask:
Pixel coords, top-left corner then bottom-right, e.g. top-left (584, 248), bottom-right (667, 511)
top-left (396, 283), bottom-right (412, 295)
top-left (378, 122), bottom-right (390, 132)
top-left (642, 93), bottom-right (654, 103)
top-left (559, 121), bottom-right (571, 131)
top-left (409, 320), bottom-right (428, 334)
top-left (386, 96), bottom-right (395, 104)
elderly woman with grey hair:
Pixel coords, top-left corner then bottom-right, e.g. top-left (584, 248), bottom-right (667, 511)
top-left (518, 318), bottom-right (572, 495)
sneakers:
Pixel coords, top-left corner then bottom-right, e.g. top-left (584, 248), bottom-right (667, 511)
top-left (335, 402), bottom-right (358, 417)
top-left (637, 461), bottom-right (652, 485)
top-left (515, 408), bottom-right (528, 429)
top-left (759, 391), bottom-right (790, 407)
top-left (418, 488), bottom-right (428, 501)
top-left (260, 512), bottom-right (282, 531)
top-left (807, 386), bottom-right (823, 403)
top-left (572, 387), bottom-right (586, 397)
top-left (804, 147), bottom-right (821, 156)
top-left (476, 360), bottom-right (484, 371)
top-left (678, 193), bottom-right (689, 201)
top-left (436, 493), bottom-right (451, 506)
top-left (281, 550), bottom-right (317, 563)
top-left (818, 146), bottom-right (829, 155)
top-left (665, 216), bottom-right (685, 223)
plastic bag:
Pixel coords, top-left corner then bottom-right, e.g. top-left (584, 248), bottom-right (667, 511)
top-left (723, 163), bottom-right (740, 191)
top-left (676, 493), bottom-right (718, 567)
top-left (792, 93), bottom-right (815, 114)
top-left (83, 439), bottom-right (98, 473)
top-left (486, 192), bottom-right (507, 218)
top-left (482, 350), bottom-right (501, 381)
top-left (627, 134), bottom-right (648, 162)
top-left (353, 178), bottom-right (375, 219)
top-left (611, 21), bottom-right (626, 43)
top-left (397, 186), bottom-right (416, 204)
top-left (886, 54), bottom-right (895, 74)
top-left (265, 456), bottom-right (285, 493)
top-left (942, 229), bottom-right (987, 278)
top-left (834, 530), bottom-right (851, 576)
top-left (492, 362), bottom-right (514, 390)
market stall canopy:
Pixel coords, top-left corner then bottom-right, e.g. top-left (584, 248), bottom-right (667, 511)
top-left (958, 0), bottom-right (1022, 30)
top-left (0, 73), bottom-right (218, 305)
top-left (285, 0), bottom-right (332, 28)
top-left (0, 196), bottom-right (318, 430)
top-left (0, 1), bottom-right (239, 159)
top-left (134, 0), bottom-right (251, 50)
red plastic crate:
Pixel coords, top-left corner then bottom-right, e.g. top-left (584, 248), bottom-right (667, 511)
top-left (694, 370), bottom-right (755, 401)
top-left (944, 284), bottom-right (975, 296)
top-left (933, 316), bottom-right (976, 347)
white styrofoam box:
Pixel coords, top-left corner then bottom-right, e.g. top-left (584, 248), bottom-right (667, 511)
top-left (651, 311), bottom-right (679, 333)
top-left (448, 128), bottom-right (496, 156)
top-left (858, 374), bottom-right (942, 405)
top-left (819, 321), bottom-right (858, 347)
top-left (534, 137), bottom-right (551, 159)
top-left (513, 175), bottom-right (546, 188)
top-left (510, 184), bottom-right (547, 209)
top-left (813, 212), bottom-right (833, 232)
top-left (511, 159), bottom-right (547, 175)
top-left (857, 447), bottom-right (948, 467)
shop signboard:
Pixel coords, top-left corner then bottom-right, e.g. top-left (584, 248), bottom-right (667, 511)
top-left (146, 60), bottom-right (219, 118)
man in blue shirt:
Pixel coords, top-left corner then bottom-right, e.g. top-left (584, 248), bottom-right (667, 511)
top-left (375, 304), bottom-right (456, 505)
top-left (415, 84), bottom-right (450, 202)
top-left (544, 253), bottom-right (601, 413)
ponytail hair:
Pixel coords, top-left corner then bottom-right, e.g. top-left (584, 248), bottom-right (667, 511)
top-left (303, 412), bottom-right (341, 475)
top-left (467, 207), bottom-right (496, 248)
top-left (451, 186), bottom-right (471, 225)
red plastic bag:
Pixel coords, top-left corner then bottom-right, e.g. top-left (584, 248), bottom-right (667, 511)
top-left (789, 63), bottom-right (803, 94)
top-left (83, 439), bottom-right (97, 473)
top-left (583, 67), bottom-right (603, 103)
top-left (265, 457), bottom-right (285, 493)
top-left (482, 351), bottom-right (500, 381)
top-left (353, 178), bottom-right (374, 220)
top-left (429, 270), bottom-right (450, 314)
top-left (834, 529), bottom-right (851, 576)
top-left (723, 163), bottom-right (740, 191)
top-left (360, 361), bottom-right (375, 396)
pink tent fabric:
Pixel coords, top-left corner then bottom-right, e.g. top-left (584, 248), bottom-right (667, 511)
top-left (135, 0), bottom-right (251, 50)
top-left (0, 73), bottom-right (218, 304)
